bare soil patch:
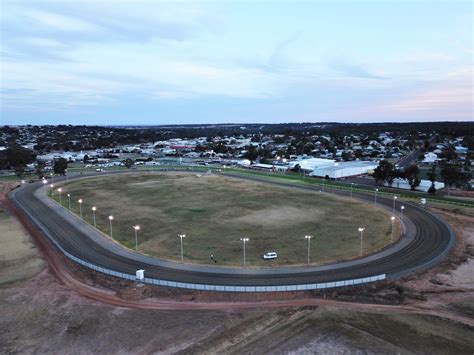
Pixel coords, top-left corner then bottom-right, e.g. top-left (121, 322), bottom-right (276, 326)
top-left (0, 183), bottom-right (45, 285)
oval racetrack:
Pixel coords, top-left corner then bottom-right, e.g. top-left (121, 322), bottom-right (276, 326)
top-left (9, 171), bottom-right (455, 287)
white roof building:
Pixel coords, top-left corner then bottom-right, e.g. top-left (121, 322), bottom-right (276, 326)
top-left (309, 161), bottom-right (379, 179)
top-left (386, 178), bottom-right (445, 192)
top-left (288, 158), bottom-right (335, 171)
top-left (422, 152), bottom-right (439, 163)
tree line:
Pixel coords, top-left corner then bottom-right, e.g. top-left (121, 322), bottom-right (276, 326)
top-left (372, 160), bottom-right (471, 194)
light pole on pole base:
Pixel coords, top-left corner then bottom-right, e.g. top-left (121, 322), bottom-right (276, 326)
top-left (392, 196), bottom-right (398, 215)
top-left (178, 234), bottom-right (186, 263)
top-left (305, 235), bottom-right (313, 265)
top-left (108, 215), bottom-right (114, 238)
top-left (78, 199), bottom-right (83, 219)
top-left (240, 237), bottom-right (249, 268)
top-left (358, 227), bottom-right (365, 256)
top-left (390, 216), bottom-right (395, 242)
top-left (133, 225), bottom-right (140, 251)
top-left (92, 206), bottom-right (97, 227)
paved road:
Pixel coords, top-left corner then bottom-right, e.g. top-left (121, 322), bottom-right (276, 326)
top-left (9, 171), bottom-right (455, 286)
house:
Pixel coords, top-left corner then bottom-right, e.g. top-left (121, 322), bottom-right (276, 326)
top-left (422, 152), bottom-right (439, 164)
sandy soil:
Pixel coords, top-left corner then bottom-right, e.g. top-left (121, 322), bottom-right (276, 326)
top-left (0, 183), bottom-right (45, 285)
top-left (1, 270), bottom-right (472, 354)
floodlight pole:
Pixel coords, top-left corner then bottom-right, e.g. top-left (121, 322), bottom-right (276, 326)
top-left (179, 234), bottom-right (186, 263)
top-left (400, 205), bottom-right (405, 221)
top-left (58, 188), bottom-right (62, 205)
top-left (392, 196), bottom-right (397, 215)
top-left (374, 188), bottom-right (378, 206)
top-left (133, 225), bottom-right (140, 251)
top-left (240, 238), bottom-right (249, 268)
top-left (305, 235), bottom-right (313, 265)
top-left (92, 206), bottom-right (97, 227)
top-left (358, 228), bottom-right (365, 256)
top-left (67, 193), bottom-right (71, 211)
top-left (78, 199), bottom-right (83, 219)
top-left (350, 183), bottom-right (354, 199)
top-left (108, 216), bottom-right (114, 238)
top-left (391, 216), bottom-right (395, 242)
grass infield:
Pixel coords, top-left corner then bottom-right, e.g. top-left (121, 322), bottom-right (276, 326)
top-left (53, 172), bottom-right (399, 267)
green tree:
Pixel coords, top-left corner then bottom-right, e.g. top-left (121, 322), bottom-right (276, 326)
top-left (427, 165), bottom-right (437, 183)
top-left (0, 145), bottom-right (36, 177)
top-left (427, 184), bottom-right (437, 195)
top-left (440, 163), bottom-right (459, 188)
top-left (292, 164), bottom-right (301, 173)
top-left (427, 165), bottom-right (437, 194)
top-left (14, 165), bottom-right (25, 178)
top-left (404, 165), bottom-right (421, 191)
top-left (36, 161), bottom-right (45, 179)
top-left (243, 145), bottom-right (258, 163)
top-left (124, 158), bottom-right (134, 169)
top-left (440, 163), bottom-right (471, 190)
top-left (372, 160), bottom-right (395, 187)
top-left (53, 158), bottom-right (68, 175)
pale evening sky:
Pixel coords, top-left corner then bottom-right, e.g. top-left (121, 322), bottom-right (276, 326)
top-left (0, 0), bottom-right (472, 125)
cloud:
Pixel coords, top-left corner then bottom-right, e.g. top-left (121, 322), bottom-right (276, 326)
top-left (355, 67), bottom-right (473, 120)
top-left (24, 9), bottom-right (104, 32)
top-left (328, 58), bottom-right (389, 80)
top-left (268, 31), bottom-right (302, 69)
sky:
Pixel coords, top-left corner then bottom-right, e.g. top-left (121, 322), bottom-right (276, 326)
top-left (0, 0), bottom-right (472, 125)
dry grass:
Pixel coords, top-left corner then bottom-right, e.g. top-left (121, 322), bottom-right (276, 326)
top-left (0, 184), bottom-right (45, 285)
top-left (56, 172), bottom-right (399, 267)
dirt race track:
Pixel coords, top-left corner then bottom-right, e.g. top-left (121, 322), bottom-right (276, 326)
top-left (8, 170), bottom-right (454, 288)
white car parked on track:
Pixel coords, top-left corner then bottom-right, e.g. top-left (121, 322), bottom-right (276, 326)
top-left (262, 252), bottom-right (278, 260)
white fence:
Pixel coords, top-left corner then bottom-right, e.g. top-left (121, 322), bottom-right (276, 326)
top-left (60, 245), bottom-right (385, 292)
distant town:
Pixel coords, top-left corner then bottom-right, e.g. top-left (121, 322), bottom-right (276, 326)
top-left (0, 122), bottom-right (473, 194)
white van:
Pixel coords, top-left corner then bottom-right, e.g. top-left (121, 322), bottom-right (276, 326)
top-left (262, 252), bottom-right (278, 260)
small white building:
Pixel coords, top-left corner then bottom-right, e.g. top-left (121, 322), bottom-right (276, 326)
top-left (386, 178), bottom-right (445, 192)
top-left (251, 163), bottom-right (288, 172)
top-left (422, 152), bottom-right (439, 164)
